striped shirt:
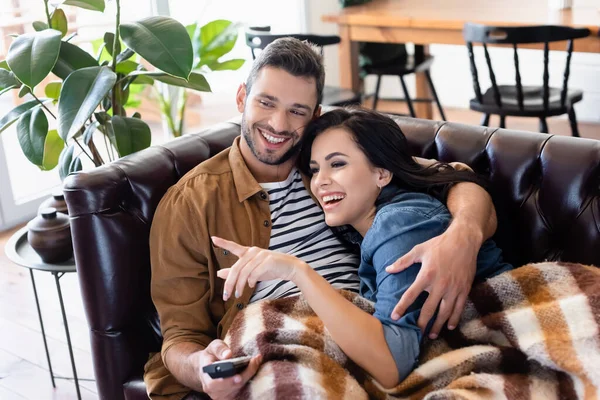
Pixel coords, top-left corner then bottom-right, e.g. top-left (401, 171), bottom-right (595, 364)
top-left (249, 168), bottom-right (360, 303)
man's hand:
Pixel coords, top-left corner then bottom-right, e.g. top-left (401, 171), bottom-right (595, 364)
top-left (198, 339), bottom-right (262, 400)
top-left (386, 221), bottom-right (481, 339)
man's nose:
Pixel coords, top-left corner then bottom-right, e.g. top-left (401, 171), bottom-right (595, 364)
top-left (269, 110), bottom-right (290, 134)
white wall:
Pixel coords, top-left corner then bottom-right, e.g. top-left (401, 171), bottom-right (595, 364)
top-left (306, 0), bottom-right (600, 122)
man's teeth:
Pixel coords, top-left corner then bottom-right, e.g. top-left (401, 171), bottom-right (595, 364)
top-left (323, 195), bottom-right (345, 203)
top-left (260, 130), bottom-right (286, 144)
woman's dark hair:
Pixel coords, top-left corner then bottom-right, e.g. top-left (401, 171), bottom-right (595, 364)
top-left (299, 108), bottom-right (489, 203)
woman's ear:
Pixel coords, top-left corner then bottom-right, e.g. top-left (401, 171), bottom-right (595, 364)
top-left (377, 168), bottom-right (393, 188)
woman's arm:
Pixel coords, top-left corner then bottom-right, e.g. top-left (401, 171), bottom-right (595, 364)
top-left (293, 264), bottom-right (400, 388)
top-left (212, 236), bottom-right (399, 388)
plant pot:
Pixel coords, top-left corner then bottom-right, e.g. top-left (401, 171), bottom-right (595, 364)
top-left (27, 207), bottom-right (73, 264)
top-left (38, 189), bottom-right (69, 215)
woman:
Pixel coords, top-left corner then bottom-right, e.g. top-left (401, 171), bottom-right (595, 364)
top-left (213, 108), bottom-right (512, 388)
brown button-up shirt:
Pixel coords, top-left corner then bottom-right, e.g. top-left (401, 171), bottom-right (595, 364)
top-left (144, 136), bottom-right (470, 399)
top-left (145, 137), bottom-right (286, 399)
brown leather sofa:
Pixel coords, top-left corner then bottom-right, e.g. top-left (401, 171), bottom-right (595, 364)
top-left (63, 116), bottom-right (600, 400)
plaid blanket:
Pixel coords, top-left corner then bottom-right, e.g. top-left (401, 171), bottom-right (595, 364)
top-left (224, 262), bottom-right (600, 399)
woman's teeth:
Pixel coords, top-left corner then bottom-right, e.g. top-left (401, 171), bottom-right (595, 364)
top-left (260, 129), bottom-right (286, 144)
top-left (323, 194), bottom-right (345, 203)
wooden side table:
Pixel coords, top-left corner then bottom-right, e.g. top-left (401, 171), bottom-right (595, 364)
top-left (5, 226), bottom-right (82, 400)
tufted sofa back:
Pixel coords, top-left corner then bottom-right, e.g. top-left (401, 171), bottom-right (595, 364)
top-left (64, 116), bottom-right (600, 400)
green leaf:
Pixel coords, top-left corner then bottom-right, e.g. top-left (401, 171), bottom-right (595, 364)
top-left (110, 116), bottom-right (151, 157)
top-left (0, 60), bottom-right (9, 70)
top-left (128, 71), bottom-right (211, 92)
top-left (7, 30), bottom-right (62, 88)
top-left (120, 16), bottom-right (193, 79)
top-left (196, 20), bottom-right (239, 68)
top-left (115, 60), bottom-right (140, 75)
top-left (83, 120), bottom-right (100, 145)
top-left (205, 58), bottom-right (245, 71)
top-left (42, 129), bottom-right (64, 170)
top-left (0, 99), bottom-right (48, 134)
top-left (0, 69), bottom-right (21, 95)
top-left (185, 23), bottom-right (197, 40)
top-left (18, 85), bottom-right (31, 98)
top-left (103, 32), bottom-right (121, 57)
top-left (16, 107), bottom-right (49, 166)
top-left (62, 0), bottom-right (105, 12)
top-left (116, 61), bottom-right (154, 85)
top-left (58, 144), bottom-right (74, 180)
top-left (94, 111), bottom-right (110, 124)
top-left (52, 41), bottom-right (98, 80)
top-left (115, 48), bottom-right (135, 63)
top-left (50, 9), bottom-right (68, 37)
top-left (58, 66), bottom-right (117, 140)
top-left (44, 81), bottom-right (62, 99)
top-left (33, 21), bottom-right (49, 31)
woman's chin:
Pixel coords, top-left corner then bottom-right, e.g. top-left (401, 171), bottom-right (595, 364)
top-left (324, 214), bottom-right (345, 227)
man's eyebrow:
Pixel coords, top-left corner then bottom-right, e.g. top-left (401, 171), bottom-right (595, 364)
top-left (325, 152), bottom-right (348, 161)
top-left (256, 93), bottom-right (312, 112)
top-left (292, 103), bottom-right (312, 112)
top-left (257, 93), bottom-right (278, 102)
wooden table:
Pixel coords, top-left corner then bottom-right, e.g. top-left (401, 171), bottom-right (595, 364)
top-left (324, 0), bottom-right (600, 118)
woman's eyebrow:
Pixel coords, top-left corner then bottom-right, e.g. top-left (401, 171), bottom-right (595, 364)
top-left (325, 152), bottom-right (348, 161)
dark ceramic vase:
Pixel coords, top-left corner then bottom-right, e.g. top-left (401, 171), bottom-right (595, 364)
top-left (38, 189), bottom-right (69, 215)
top-left (27, 207), bottom-right (73, 264)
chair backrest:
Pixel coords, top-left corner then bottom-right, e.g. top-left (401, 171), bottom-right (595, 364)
top-left (463, 23), bottom-right (590, 112)
top-left (245, 26), bottom-right (341, 60)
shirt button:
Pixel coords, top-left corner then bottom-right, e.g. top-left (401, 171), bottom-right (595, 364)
top-left (223, 250), bottom-right (229, 256)
top-left (259, 192), bottom-right (267, 200)
top-left (263, 220), bottom-right (270, 227)
top-left (236, 303), bottom-right (244, 310)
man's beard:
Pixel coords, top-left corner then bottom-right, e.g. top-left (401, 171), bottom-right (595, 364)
top-left (241, 115), bottom-right (302, 166)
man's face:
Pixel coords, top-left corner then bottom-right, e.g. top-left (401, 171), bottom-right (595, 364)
top-left (237, 67), bottom-right (320, 166)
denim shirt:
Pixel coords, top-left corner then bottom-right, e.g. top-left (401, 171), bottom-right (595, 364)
top-left (352, 185), bottom-right (513, 381)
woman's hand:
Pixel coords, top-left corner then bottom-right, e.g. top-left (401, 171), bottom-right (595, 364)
top-left (211, 236), bottom-right (308, 301)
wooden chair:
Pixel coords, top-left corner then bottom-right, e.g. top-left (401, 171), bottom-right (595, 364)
top-left (363, 44), bottom-right (447, 121)
top-left (245, 27), bottom-right (362, 107)
top-left (463, 23), bottom-right (590, 136)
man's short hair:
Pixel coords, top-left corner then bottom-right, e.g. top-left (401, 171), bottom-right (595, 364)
top-left (245, 37), bottom-right (325, 110)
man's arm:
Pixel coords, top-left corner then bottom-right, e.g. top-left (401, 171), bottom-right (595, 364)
top-left (150, 187), bottom-right (261, 399)
top-left (387, 174), bottom-right (497, 338)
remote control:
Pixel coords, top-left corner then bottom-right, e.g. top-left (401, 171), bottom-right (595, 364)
top-left (202, 355), bottom-right (253, 379)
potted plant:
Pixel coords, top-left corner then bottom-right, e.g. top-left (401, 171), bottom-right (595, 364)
top-left (155, 19), bottom-right (245, 138)
top-left (0, 0), bottom-right (242, 180)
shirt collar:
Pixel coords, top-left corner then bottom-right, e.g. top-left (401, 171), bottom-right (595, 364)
top-left (228, 137), bottom-right (264, 203)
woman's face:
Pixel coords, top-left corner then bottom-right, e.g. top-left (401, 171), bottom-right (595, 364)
top-left (309, 127), bottom-right (390, 234)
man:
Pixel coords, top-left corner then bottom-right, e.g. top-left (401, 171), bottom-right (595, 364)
top-left (144, 38), bottom-right (496, 400)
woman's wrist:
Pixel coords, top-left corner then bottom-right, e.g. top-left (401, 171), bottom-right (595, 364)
top-left (290, 260), bottom-right (313, 287)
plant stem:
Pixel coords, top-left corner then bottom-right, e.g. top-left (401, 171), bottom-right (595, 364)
top-left (153, 85), bottom-right (177, 137)
top-left (73, 137), bottom-right (95, 164)
top-left (87, 138), bottom-right (105, 166)
top-left (31, 93), bottom-right (56, 119)
top-left (177, 89), bottom-right (188, 137)
top-left (43, 0), bottom-right (52, 28)
top-left (111, 0), bottom-right (121, 72)
top-left (111, 0), bottom-right (122, 117)
top-left (102, 130), bottom-right (113, 162)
